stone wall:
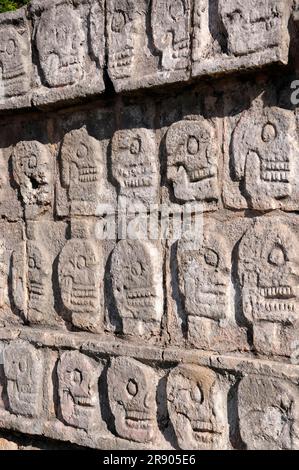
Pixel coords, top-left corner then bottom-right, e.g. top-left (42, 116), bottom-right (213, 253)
top-left (0, 0), bottom-right (299, 450)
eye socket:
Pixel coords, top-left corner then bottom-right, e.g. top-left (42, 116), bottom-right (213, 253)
top-left (111, 10), bottom-right (127, 33)
top-left (77, 256), bottom-right (86, 270)
top-left (28, 256), bottom-right (36, 269)
top-left (70, 369), bottom-right (83, 386)
top-left (130, 138), bottom-right (141, 155)
top-left (187, 136), bottom-right (199, 155)
top-left (18, 359), bottom-right (27, 374)
top-left (169, 0), bottom-right (185, 21)
top-left (28, 154), bottom-right (37, 169)
top-left (6, 38), bottom-right (16, 56)
top-left (268, 245), bottom-right (286, 267)
top-left (204, 249), bottom-right (219, 268)
top-left (76, 143), bottom-right (88, 159)
top-left (130, 261), bottom-right (143, 277)
top-left (262, 123), bottom-right (277, 143)
top-left (127, 379), bottom-right (138, 397)
top-left (191, 384), bottom-right (203, 403)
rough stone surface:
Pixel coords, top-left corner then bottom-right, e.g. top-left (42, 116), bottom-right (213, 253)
top-left (1, 0), bottom-right (299, 452)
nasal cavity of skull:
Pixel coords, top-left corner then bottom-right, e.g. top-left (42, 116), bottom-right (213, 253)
top-left (187, 135), bottom-right (200, 156)
top-left (268, 243), bottom-right (287, 267)
top-left (130, 137), bottom-right (142, 156)
top-left (111, 10), bottom-right (127, 33)
top-left (227, 10), bottom-right (243, 23)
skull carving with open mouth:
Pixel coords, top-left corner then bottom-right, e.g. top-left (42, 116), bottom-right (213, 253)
top-left (238, 375), bottom-right (299, 450)
top-left (111, 128), bottom-right (158, 204)
top-left (12, 141), bottom-right (52, 220)
top-left (238, 217), bottom-right (299, 325)
top-left (57, 351), bottom-right (100, 431)
top-left (167, 364), bottom-right (226, 449)
top-left (107, 357), bottom-right (158, 443)
top-left (34, 2), bottom-right (85, 88)
top-left (166, 116), bottom-right (219, 203)
top-left (231, 107), bottom-right (296, 209)
top-left (0, 26), bottom-right (29, 98)
top-left (60, 127), bottom-right (103, 215)
top-left (111, 240), bottom-right (163, 336)
top-left (151, 0), bottom-right (191, 71)
top-left (218, 0), bottom-right (287, 56)
top-left (3, 341), bottom-right (43, 418)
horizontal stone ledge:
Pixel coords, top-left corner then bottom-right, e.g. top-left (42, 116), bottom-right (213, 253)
top-left (0, 0), bottom-right (296, 112)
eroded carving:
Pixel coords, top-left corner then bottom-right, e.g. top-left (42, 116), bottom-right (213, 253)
top-left (3, 341), bottom-right (43, 417)
top-left (12, 140), bottom-right (52, 220)
top-left (107, 357), bottom-right (158, 443)
top-left (0, 25), bottom-right (30, 98)
top-left (34, 2), bottom-right (85, 88)
top-left (60, 127), bottom-right (103, 215)
top-left (111, 240), bottom-right (163, 336)
top-left (230, 107), bottom-right (297, 209)
top-left (151, 0), bottom-right (191, 71)
top-left (239, 375), bottom-right (299, 449)
top-left (167, 364), bottom-right (227, 449)
top-left (219, 0), bottom-right (289, 56)
top-left (27, 240), bottom-right (51, 324)
top-left (166, 116), bottom-right (219, 205)
top-left (57, 351), bottom-right (101, 431)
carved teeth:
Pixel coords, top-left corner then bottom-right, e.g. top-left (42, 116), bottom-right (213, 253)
top-left (127, 290), bottom-right (155, 300)
top-left (260, 286), bottom-right (294, 299)
top-left (79, 167), bottom-right (98, 183)
top-left (192, 420), bottom-right (214, 433)
top-left (188, 168), bottom-right (214, 182)
top-left (260, 301), bottom-right (295, 312)
top-left (74, 396), bottom-right (93, 407)
top-left (123, 178), bottom-right (152, 188)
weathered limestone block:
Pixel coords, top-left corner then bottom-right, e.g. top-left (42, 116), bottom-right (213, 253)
top-left (238, 215), bottom-right (299, 357)
top-left (107, 0), bottom-right (191, 92)
top-left (107, 357), bottom-right (158, 443)
top-left (3, 341), bottom-right (43, 418)
top-left (58, 220), bottom-right (103, 332)
top-left (238, 374), bottom-right (299, 450)
top-left (0, 8), bottom-right (31, 111)
top-left (59, 126), bottom-right (104, 216)
top-left (30, 0), bottom-right (105, 108)
top-left (111, 128), bottom-right (159, 207)
top-left (192, 0), bottom-right (292, 79)
top-left (111, 240), bottom-right (163, 337)
top-left (223, 102), bottom-right (299, 211)
top-left (12, 140), bottom-right (54, 221)
top-left (57, 351), bottom-right (102, 432)
top-left (166, 115), bottom-right (219, 208)
top-left (167, 364), bottom-right (229, 449)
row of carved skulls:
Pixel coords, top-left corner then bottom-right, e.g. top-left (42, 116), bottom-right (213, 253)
top-left (0, 0), bottom-right (288, 97)
top-left (2, 341), bottom-right (298, 449)
top-left (10, 104), bottom-right (297, 219)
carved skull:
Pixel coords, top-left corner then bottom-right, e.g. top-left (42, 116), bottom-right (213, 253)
top-left (239, 375), bottom-right (299, 450)
top-left (57, 351), bottom-right (100, 431)
top-left (167, 364), bottom-right (226, 449)
top-left (178, 231), bottom-right (230, 321)
top-left (151, 0), bottom-right (191, 70)
top-left (111, 240), bottom-right (163, 335)
top-left (3, 341), bottom-right (43, 417)
top-left (107, 357), bottom-right (157, 443)
top-left (35, 3), bottom-right (85, 87)
top-left (59, 239), bottom-right (100, 316)
top-left (107, 0), bottom-right (143, 80)
top-left (0, 26), bottom-right (29, 97)
top-left (232, 107), bottom-right (295, 208)
top-left (12, 140), bottom-right (52, 218)
top-left (218, 0), bottom-right (286, 56)
top-left (27, 241), bottom-right (50, 316)
top-left (60, 127), bottom-right (103, 209)
top-left (239, 218), bottom-right (299, 324)
top-left (111, 128), bottom-right (158, 203)
top-left (166, 117), bottom-right (219, 203)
